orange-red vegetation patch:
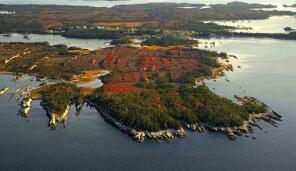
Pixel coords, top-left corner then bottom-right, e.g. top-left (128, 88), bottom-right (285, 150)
top-left (103, 83), bottom-right (142, 94)
top-left (98, 47), bottom-right (203, 82)
top-left (113, 72), bottom-right (142, 83)
top-left (151, 94), bottom-right (166, 109)
top-left (66, 55), bottom-right (105, 70)
top-left (31, 86), bottom-right (47, 100)
top-left (93, 22), bottom-right (143, 28)
top-left (45, 22), bottom-right (63, 29)
top-left (92, 21), bottom-right (158, 28)
top-left (138, 57), bottom-right (177, 71)
top-left (143, 21), bottom-right (159, 28)
top-left (101, 52), bottom-right (117, 68)
top-left (79, 87), bottom-right (96, 95)
top-left (138, 57), bottom-right (161, 69)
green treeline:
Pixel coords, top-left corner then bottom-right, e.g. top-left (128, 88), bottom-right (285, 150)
top-left (0, 18), bottom-right (43, 33)
top-left (41, 83), bottom-right (80, 113)
top-left (182, 22), bottom-right (233, 34)
top-left (90, 85), bottom-right (265, 131)
top-left (142, 36), bottom-right (198, 46)
top-left (110, 38), bottom-right (133, 45)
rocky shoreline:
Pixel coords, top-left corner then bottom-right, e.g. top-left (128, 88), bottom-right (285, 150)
top-left (2, 72), bottom-right (283, 143)
top-left (19, 95), bottom-right (32, 117)
top-left (87, 97), bottom-right (282, 143)
top-left (87, 101), bottom-right (187, 143)
top-left (40, 101), bottom-right (70, 128)
top-left (48, 105), bottom-right (70, 128)
top-left (194, 55), bottom-right (237, 86)
top-left (0, 86), bottom-right (10, 96)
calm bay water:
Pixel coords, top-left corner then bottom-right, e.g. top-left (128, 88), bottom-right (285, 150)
top-left (0, 37), bottom-right (296, 170)
top-left (0, 33), bottom-right (110, 50)
top-left (208, 16), bottom-right (296, 33)
top-left (0, 11), bottom-right (296, 170)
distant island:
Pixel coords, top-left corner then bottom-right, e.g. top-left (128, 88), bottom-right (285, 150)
top-left (0, 2), bottom-right (295, 40)
top-left (82, 0), bottom-right (129, 1)
top-left (284, 4), bottom-right (296, 8)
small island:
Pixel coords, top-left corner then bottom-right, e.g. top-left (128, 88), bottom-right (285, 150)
top-left (284, 27), bottom-right (295, 32)
top-left (283, 4), bottom-right (296, 8)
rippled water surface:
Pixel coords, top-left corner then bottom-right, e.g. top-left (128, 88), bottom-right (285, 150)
top-left (0, 12), bottom-right (296, 170)
top-left (0, 33), bottom-right (110, 50)
top-left (208, 16), bottom-right (296, 33)
top-left (0, 37), bottom-right (296, 170)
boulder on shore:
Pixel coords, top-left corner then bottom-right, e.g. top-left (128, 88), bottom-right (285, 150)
top-left (227, 130), bottom-right (237, 141)
top-left (49, 105), bottom-right (69, 128)
top-left (130, 130), bottom-right (145, 143)
top-left (175, 128), bottom-right (187, 138)
top-left (19, 96), bottom-right (32, 117)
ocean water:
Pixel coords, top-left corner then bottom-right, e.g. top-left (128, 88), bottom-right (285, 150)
top-left (207, 16), bottom-right (296, 33)
top-left (0, 33), bottom-right (110, 50)
top-left (0, 11), bottom-right (296, 171)
top-left (0, 38), bottom-right (296, 170)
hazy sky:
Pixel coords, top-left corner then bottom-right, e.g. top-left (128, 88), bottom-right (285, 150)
top-left (0, 0), bottom-right (295, 7)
